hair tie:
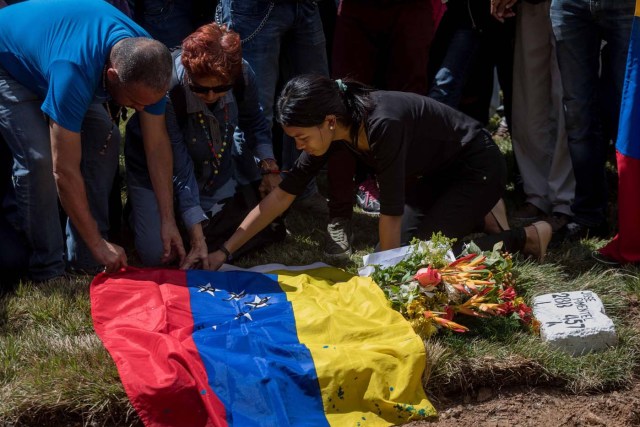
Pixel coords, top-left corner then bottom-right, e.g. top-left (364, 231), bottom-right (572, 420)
top-left (335, 79), bottom-right (347, 93)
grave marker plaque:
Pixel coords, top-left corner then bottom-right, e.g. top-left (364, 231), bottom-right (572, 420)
top-left (533, 291), bottom-right (617, 356)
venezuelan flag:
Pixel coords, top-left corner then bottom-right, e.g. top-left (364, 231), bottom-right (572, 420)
top-left (91, 267), bottom-right (436, 426)
top-left (600, 0), bottom-right (640, 264)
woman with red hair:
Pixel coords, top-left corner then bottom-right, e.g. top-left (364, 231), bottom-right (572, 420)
top-left (125, 23), bottom-right (284, 269)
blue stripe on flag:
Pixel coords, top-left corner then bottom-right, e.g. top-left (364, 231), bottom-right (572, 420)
top-left (186, 270), bottom-right (329, 427)
top-left (617, 14), bottom-right (640, 160)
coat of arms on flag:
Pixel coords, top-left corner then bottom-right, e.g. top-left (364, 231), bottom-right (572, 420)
top-left (91, 266), bottom-right (436, 426)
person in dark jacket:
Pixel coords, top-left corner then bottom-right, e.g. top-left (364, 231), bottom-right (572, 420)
top-left (125, 23), bottom-right (284, 269)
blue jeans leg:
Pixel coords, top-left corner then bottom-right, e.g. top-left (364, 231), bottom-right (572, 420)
top-left (220, 0), bottom-right (329, 198)
top-left (550, 0), bottom-right (634, 226)
top-left (0, 138), bottom-right (28, 277)
top-left (137, 0), bottom-right (196, 48)
top-left (0, 66), bottom-right (65, 281)
top-left (126, 182), bottom-right (164, 266)
top-left (220, 0), bottom-right (284, 123)
top-left (280, 2), bottom-right (329, 198)
top-left (428, 28), bottom-right (480, 108)
top-left (66, 104), bottom-right (120, 271)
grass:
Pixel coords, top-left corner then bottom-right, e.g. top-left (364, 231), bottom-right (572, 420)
top-left (1, 124), bottom-right (639, 425)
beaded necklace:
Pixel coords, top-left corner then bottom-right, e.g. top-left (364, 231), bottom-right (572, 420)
top-left (198, 103), bottom-right (230, 191)
top-left (100, 64), bottom-right (120, 155)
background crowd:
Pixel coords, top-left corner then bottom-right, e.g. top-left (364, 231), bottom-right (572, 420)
top-left (0, 0), bottom-right (636, 284)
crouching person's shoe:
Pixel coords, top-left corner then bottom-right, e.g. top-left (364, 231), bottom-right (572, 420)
top-left (324, 217), bottom-right (353, 260)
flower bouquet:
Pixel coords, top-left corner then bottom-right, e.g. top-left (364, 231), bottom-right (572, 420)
top-left (370, 233), bottom-right (538, 339)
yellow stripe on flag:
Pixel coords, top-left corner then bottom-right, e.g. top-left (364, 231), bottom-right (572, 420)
top-left (274, 267), bottom-right (437, 426)
top-left (636, 0), bottom-right (640, 17)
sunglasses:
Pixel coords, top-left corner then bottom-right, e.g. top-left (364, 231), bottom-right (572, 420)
top-left (188, 82), bottom-right (234, 94)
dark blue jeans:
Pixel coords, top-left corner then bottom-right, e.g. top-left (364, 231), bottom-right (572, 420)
top-left (428, 28), bottom-right (480, 108)
top-left (134, 0), bottom-right (196, 48)
top-left (218, 0), bottom-right (329, 197)
top-left (0, 66), bottom-right (119, 280)
top-left (550, 0), bottom-right (635, 226)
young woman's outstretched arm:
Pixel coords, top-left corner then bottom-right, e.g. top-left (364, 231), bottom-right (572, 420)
top-left (208, 187), bottom-right (296, 269)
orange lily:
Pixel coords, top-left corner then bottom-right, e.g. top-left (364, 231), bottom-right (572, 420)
top-left (424, 311), bottom-right (469, 333)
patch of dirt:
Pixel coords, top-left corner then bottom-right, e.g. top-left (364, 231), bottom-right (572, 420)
top-left (405, 381), bottom-right (640, 426)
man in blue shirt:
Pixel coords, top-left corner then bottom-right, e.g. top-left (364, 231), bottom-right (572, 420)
top-left (0, 0), bottom-right (186, 281)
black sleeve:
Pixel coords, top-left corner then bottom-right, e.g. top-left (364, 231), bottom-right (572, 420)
top-left (369, 118), bottom-right (407, 216)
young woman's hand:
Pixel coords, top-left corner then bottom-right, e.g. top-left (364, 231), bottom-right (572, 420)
top-left (207, 249), bottom-right (228, 271)
top-left (378, 214), bottom-right (403, 251)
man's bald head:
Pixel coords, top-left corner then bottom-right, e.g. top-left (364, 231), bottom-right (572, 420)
top-left (110, 37), bottom-right (172, 92)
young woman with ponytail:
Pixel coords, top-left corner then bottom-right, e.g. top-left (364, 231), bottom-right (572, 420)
top-left (207, 75), bottom-right (552, 269)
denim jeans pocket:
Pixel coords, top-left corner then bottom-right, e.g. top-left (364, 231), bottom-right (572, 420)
top-left (143, 0), bottom-right (175, 25)
top-left (230, 0), bottom-right (272, 18)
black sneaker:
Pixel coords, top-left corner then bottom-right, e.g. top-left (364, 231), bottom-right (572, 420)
top-left (324, 217), bottom-right (353, 259)
top-left (591, 250), bottom-right (620, 267)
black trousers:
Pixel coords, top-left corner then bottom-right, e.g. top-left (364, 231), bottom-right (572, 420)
top-left (199, 183), bottom-right (286, 261)
top-left (401, 131), bottom-right (526, 254)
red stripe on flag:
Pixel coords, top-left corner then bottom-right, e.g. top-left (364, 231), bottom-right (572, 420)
top-left (91, 268), bottom-right (227, 427)
top-left (599, 152), bottom-right (640, 264)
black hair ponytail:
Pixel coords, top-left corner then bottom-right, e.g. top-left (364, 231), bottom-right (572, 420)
top-left (276, 74), bottom-right (374, 148)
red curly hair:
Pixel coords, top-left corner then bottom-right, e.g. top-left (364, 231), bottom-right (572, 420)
top-left (181, 23), bottom-right (242, 83)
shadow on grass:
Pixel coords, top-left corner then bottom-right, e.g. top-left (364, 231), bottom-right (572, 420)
top-left (6, 404), bottom-right (142, 427)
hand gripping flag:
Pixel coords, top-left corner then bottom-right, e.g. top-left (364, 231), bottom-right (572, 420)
top-left (91, 267), bottom-right (436, 426)
top-left (599, 0), bottom-right (640, 264)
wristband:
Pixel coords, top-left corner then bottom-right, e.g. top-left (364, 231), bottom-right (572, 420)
top-left (260, 169), bottom-right (283, 175)
top-left (219, 244), bottom-right (232, 261)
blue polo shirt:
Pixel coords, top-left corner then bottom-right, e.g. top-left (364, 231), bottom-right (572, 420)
top-left (0, 0), bottom-right (166, 132)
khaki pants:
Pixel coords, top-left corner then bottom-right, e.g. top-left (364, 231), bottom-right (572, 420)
top-left (511, 0), bottom-right (575, 216)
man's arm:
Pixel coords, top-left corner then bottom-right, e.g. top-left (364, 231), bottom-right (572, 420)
top-left (50, 120), bottom-right (127, 272)
top-left (138, 111), bottom-right (186, 264)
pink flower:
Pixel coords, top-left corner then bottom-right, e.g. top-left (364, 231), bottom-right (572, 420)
top-left (415, 266), bottom-right (442, 287)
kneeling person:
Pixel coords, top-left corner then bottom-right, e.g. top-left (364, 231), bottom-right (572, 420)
top-left (0, 0), bottom-right (184, 280)
top-left (126, 23), bottom-right (285, 269)
top-left (206, 75), bottom-right (552, 269)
